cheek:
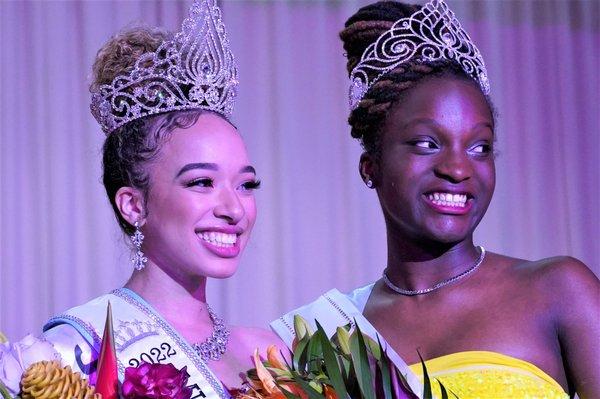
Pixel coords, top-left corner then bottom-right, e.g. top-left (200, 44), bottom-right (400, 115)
top-left (480, 161), bottom-right (496, 195)
top-left (243, 196), bottom-right (257, 227)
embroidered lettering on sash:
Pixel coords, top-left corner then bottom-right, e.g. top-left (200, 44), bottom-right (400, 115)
top-left (127, 342), bottom-right (178, 367)
top-left (188, 383), bottom-right (207, 398)
top-left (75, 344), bottom-right (97, 376)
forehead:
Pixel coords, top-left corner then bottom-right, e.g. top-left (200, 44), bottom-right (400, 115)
top-left (384, 77), bottom-right (493, 131)
top-left (157, 113), bottom-right (249, 169)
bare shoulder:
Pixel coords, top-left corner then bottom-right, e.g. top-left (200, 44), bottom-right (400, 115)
top-left (512, 255), bottom-right (598, 315)
top-left (490, 252), bottom-right (598, 289)
top-left (485, 253), bottom-right (599, 311)
top-left (230, 326), bottom-right (286, 352)
top-left (527, 256), bottom-right (598, 292)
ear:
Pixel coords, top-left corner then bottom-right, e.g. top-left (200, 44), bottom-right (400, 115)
top-left (359, 152), bottom-right (378, 188)
top-left (115, 186), bottom-right (146, 226)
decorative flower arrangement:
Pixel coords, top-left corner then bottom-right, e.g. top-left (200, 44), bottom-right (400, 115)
top-left (121, 362), bottom-right (192, 399)
top-left (20, 360), bottom-right (100, 399)
top-left (0, 334), bottom-right (64, 398)
top-left (235, 316), bottom-right (452, 399)
top-left (0, 356), bottom-right (192, 399)
top-left (0, 302), bottom-right (193, 399)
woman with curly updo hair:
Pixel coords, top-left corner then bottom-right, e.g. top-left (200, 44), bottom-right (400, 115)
top-left (0, 1), bottom-right (280, 396)
top-left (273, 1), bottom-right (599, 398)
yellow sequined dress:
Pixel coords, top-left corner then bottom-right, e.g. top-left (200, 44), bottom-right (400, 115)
top-left (408, 351), bottom-right (569, 399)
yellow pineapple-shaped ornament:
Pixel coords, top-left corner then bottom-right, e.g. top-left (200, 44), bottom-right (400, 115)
top-left (20, 360), bottom-right (101, 399)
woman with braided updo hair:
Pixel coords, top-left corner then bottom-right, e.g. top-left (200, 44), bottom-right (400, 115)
top-left (273, 1), bottom-right (599, 398)
top-left (0, 1), bottom-right (281, 397)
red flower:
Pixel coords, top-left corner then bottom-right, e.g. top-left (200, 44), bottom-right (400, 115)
top-left (122, 362), bottom-right (192, 399)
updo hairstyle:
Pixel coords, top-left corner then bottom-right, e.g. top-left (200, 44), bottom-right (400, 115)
top-left (92, 26), bottom-right (205, 235)
top-left (340, 1), bottom-right (495, 158)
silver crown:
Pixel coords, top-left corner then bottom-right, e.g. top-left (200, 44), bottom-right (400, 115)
top-left (349, 0), bottom-right (490, 110)
top-left (114, 319), bottom-right (159, 352)
top-left (90, 0), bottom-right (238, 135)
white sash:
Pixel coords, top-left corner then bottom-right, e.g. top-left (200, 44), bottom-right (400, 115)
top-left (271, 288), bottom-right (425, 398)
top-left (44, 288), bottom-right (229, 399)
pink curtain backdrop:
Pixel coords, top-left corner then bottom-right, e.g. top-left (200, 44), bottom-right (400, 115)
top-left (1, 0), bottom-right (598, 341)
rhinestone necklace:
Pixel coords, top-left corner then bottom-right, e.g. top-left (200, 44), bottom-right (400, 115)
top-left (192, 305), bottom-right (230, 361)
top-left (382, 246), bottom-right (486, 296)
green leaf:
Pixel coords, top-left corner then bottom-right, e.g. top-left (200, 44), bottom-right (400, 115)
top-left (278, 385), bottom-right (303, 399)
top-left (0, 379), bottom-right (14, 399)
top-left (349, 323), bottom-right (375, 399)
top-left (315, 321), bottom-right (349, 399)
top-left (293, 335), bottom-right (310, 371)
top-left (376, 337), bottom-right (394, 399)
top-left (364, 334), bottom-right (382, 360)
top-left (438, 379), bottom-right (448, 399)
top-left (290, 373), bottom-right (327, 399)
top-left (306, 333), bottom-right (324, 374)
top-left (418, 352), bottom-right (432, 399)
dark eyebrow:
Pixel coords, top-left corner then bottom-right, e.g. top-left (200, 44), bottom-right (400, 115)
top-left (240, 165), bottom-right (256, 175)
top-left (176, 162), bottom-right (218, 178)
top-left (176, 163), bottom-right (256, 178)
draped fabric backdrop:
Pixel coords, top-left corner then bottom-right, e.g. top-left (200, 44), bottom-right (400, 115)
top-left (1, 0), bottom-right (598, 340)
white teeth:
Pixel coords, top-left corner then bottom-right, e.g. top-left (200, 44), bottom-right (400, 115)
top-left (199, 231), bottom-right (237, 247)
top-left (428, 192), bottom-right (468, 208)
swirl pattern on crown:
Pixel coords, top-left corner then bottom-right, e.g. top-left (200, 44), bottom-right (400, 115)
top-left (349, 0), bottom-right (490, 110)
top-left (114, 319), bottom-right (159, 352)
top-left (90, 0), bottom-right (238, 135)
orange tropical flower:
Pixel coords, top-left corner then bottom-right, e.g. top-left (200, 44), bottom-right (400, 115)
top-left (324, 385), bottom-right (338, 399)
top-left (266, 345), bottom-right (286, 370)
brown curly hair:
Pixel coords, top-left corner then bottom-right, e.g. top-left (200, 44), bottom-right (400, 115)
top-left (340, 1), bottom-right (495, 158)
top-left (92, 26), bottom-right (208, 235)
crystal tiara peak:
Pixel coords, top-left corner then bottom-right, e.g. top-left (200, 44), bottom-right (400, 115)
top-left (90, 0), bottom-right (238, 135)
top-left (348, 0), bottom-right (490, 110)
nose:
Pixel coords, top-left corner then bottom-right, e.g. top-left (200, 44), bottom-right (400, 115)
top-left (434, 148), bottom-right (473, 184)
top-left (213, 187), bottom-right (245, 223)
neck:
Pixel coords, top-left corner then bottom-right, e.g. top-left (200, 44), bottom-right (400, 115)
top-left (384, 232), bottom-right (481, 293)
top-left (124, 260), bottom-right (212, 329)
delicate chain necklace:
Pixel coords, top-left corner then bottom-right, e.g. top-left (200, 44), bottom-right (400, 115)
top-left (382, 246), bottom-right (486, 296)
top-left (192, 305), bottom-right (230, 361)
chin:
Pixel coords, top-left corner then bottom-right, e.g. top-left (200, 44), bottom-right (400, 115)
top-left (422, 226), bottom-right (473, 244)
top-left (208, 269), bottom-right (237, 279)
top-left (202, 261), bottom-right (240, 279)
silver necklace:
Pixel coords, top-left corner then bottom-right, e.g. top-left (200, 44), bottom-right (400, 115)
top-left (192, 305), bottom-right (230, 361)
top-left (382, 246), bottom-right (486, 296)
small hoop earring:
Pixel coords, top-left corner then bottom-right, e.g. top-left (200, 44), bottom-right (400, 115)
top-left (366, 179), bottom-right (374, 188)
top-left (131, 221), bottom-right (147, 271)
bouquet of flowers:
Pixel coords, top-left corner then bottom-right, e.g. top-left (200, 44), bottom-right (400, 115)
top-left (235, 316), bottom-right (452, 399)
top-left (0, 304), bottom-right (192, 399)
top-left (0, 342), bottom-right (191, 399)
top-left (0, 333), bottom-right (100, 399)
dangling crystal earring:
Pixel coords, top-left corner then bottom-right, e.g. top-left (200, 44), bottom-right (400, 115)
top-left (131, 221), bottom-right (147, 271)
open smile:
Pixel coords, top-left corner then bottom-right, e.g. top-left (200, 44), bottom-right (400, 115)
top-left (196, 227), bottom-right (243, 258)
top-left (423, 191), bottom-right (473, 215)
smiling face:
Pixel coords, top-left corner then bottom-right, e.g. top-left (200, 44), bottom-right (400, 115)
top-left (140, 113), bottom-right (258, 281)
top-left (367, 77), bottom-right (495, 244)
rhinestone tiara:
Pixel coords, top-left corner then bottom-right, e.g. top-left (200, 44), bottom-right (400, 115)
top-left (349, 0), bottom-right (490, 110)
top-left (90, 0), bottom-right (238, 135)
